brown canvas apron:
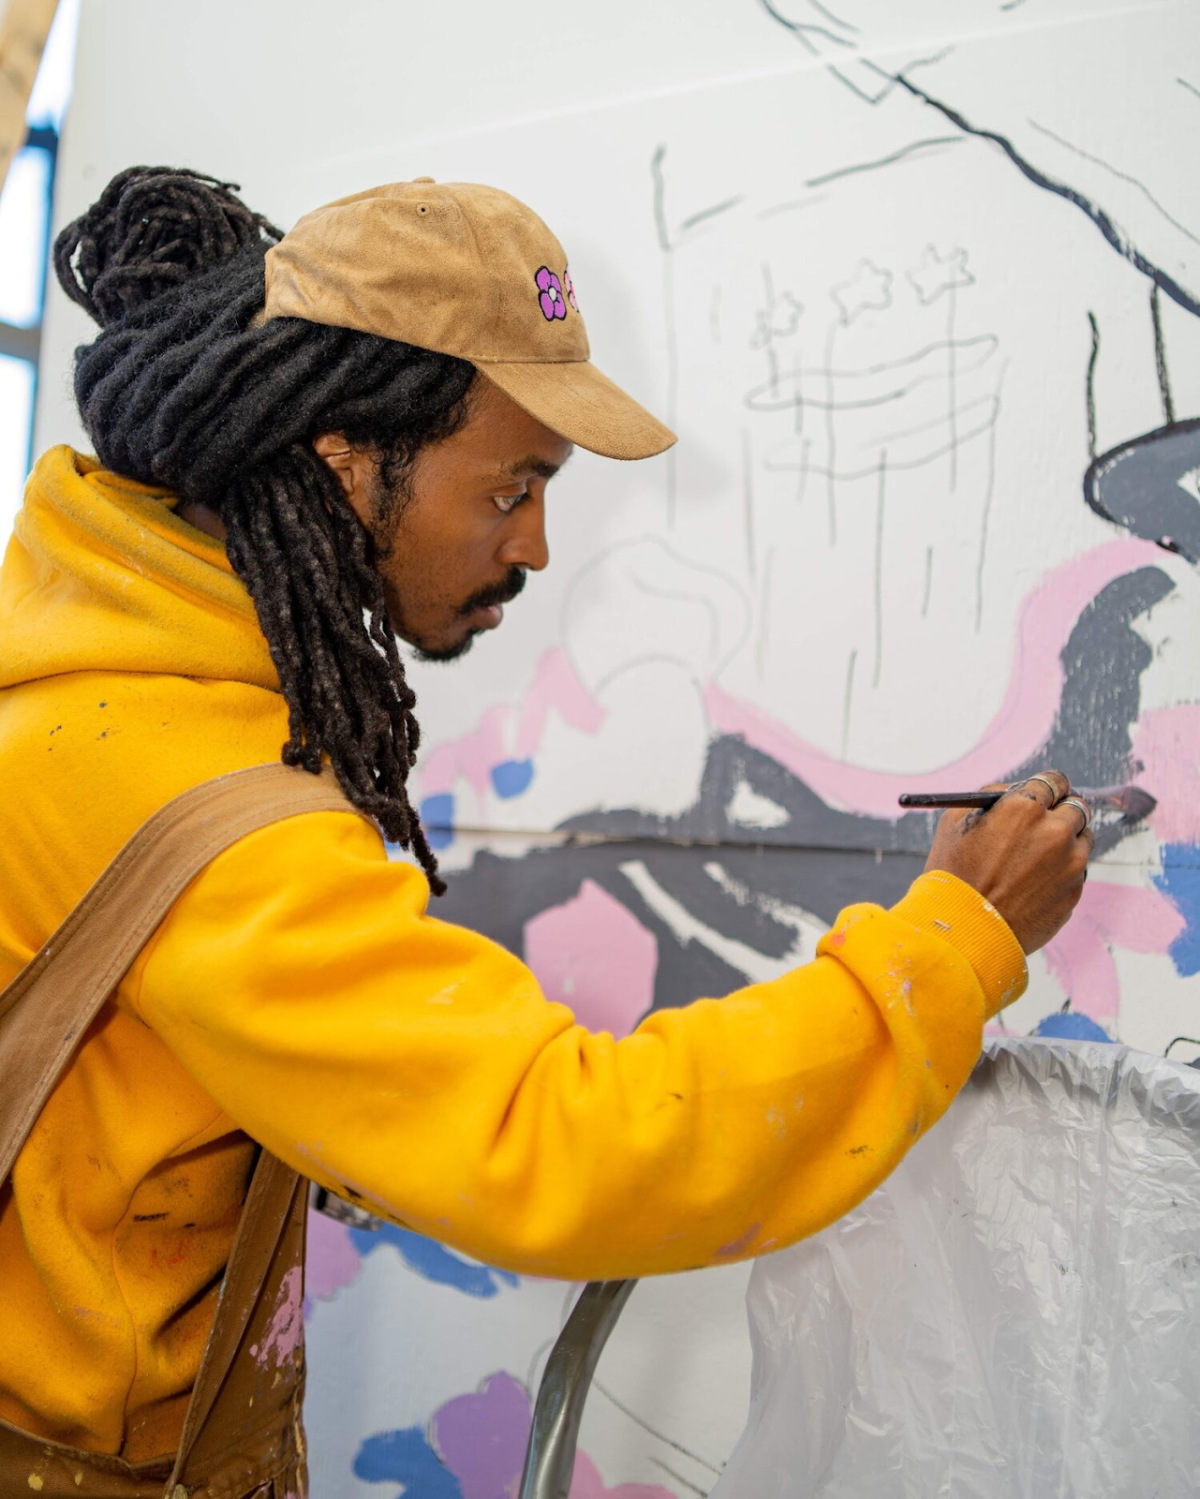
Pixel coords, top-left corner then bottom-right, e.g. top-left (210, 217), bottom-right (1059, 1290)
top-left (0, 764), bottom-right (361, 1498)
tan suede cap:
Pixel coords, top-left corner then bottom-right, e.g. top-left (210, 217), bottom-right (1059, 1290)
top-left (261, 178), bottom-right (676, 461)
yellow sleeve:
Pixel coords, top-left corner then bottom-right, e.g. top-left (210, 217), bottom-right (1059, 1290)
top-left (132, 812), bottom-right (1026, 1280)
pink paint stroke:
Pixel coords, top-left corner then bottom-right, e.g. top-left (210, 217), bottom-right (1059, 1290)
top-left (252, 1265), bottom-right (304, 1367)
top-left (705, 538), bottom-right (1164, 818)
top-left (569, 1450), bottom-right (677, 1499)
top-left (517, 648), bottom-right (606, 758)
top-left (524, 879), bottom-right (658, 1037)
top-left (1041, 879), bottom-right (1185, 1020)
top-left (421, 649), bottom-right (606, 803)
top-left (1130, 703), bottom-right (1200, 845)
top-left (422, 704), bottom-right (510, 802)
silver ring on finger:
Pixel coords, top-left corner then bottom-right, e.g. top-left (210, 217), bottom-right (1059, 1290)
top-left (1023, 774), bottom-right (1062, 805)
top-left (1062, 796), bottom-right (1092, 834)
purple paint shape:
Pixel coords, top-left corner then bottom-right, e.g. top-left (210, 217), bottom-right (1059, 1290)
top-left (704, 537), bottom-right (1163, 818)
top-left (433, 1371), bottom-right (531, 1499)
top-left (304, 1209), bottom-right (363, 1316)
top-left (524, 879), bottom-right (658, 1036)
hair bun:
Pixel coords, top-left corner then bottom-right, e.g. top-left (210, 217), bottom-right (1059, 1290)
top-left (53, 165), bottom-right (283, 328)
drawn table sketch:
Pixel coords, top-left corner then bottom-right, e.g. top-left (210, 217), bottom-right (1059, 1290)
top-left (42, 0), bottom-right (1200, 1493)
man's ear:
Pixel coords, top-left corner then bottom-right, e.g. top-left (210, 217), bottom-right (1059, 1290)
top-left (313, 433), bottom-right (373, 527)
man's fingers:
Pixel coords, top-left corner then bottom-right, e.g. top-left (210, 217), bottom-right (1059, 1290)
top-left (1050, 794), bottom-right (1093, 841)
top-left (1010, 769), bottom-right (1070, 809)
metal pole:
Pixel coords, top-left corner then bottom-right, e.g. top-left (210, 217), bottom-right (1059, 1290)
top-left (517, 1279), bottom-right (637, 1499)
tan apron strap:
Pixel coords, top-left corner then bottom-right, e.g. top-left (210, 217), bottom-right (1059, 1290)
top-left (166, 1150), bottom-right (303, 1492)
top-left (0, 762), bottom-right (360, 1184)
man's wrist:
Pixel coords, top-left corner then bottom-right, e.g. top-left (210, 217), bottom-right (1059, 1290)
top-left (892, 870), bottom-right (1028, 1019)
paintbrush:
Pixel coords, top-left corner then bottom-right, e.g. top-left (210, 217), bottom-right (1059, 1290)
top-left (898, 784), bottom-right (1157, 821)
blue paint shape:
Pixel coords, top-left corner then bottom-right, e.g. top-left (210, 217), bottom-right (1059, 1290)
top-left (491, 758), bottom-right (535, 799)
top-left (1032, 1011), bottom-right (1112, 1042)
top-left (420, 793), bottom-right (456, 851)
top-left (352, 1221), bottom-right (520, 1299)
top-left (354, 1426), bottom-right (463, 1499)
top-left (1154, 843), bottom-right (1200, 977)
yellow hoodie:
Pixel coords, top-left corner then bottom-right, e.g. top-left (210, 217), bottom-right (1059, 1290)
top-left (0, 447), bottom-right (1026, 1459)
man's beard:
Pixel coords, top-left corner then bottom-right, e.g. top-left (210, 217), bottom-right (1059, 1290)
top-left (409, 566), bottom-right (528, 664)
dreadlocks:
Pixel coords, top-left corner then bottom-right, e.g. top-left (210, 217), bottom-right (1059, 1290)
top-left (54, 167), bottom-right (478, 893)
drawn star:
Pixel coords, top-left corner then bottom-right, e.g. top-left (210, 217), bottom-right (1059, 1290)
top-left (750, 290), bottom-right (805, 348)
top-left (907, 244), bottom-right (975, 305)
top-left (831, 259), bottom-right (893, 325)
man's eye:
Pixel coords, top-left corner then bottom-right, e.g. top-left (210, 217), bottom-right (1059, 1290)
top-left (493, 491), bottom-right (528, 515)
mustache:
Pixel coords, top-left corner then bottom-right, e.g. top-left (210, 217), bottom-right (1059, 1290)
top-left (458, 567), bottom-right (527, 617)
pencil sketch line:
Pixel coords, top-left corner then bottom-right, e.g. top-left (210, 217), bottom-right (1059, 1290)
top-left (1027, 117), bottom-right (1200, 251)
top-left (1086, 311), bottom-right (1100, 460)
top-left (921, 544), bottom-right (933, 619)
top-left (947, 279), bottom-right (959, 491)
top-left (827, 62), bottom-right (897, 106)
top-left (742, 426), bottom-right (757, 581)
top-left (757, 545), bottom-right (776, 678)
top-left (1179, 77), bottom-right (1200, 104)
top-left (630, 575), bottom-right (720, 665)
top-left (650, 143), bottom-right (671, 254)
top-left (756, 0), bottom-right (857, 53)
top-left (649, 1457), bottom-right (708, 1498)
top-left (893, 76), bottom-right (1200, 319)
top-left (758, 191), bottom-right (829, 220)
top-left (824, 319), bottom-right (838, 545)
top-left (745, 351), bottom-right (997, 415)
top-left (796, 333), bottom-right (999, 383)
top-left (975, 361), bottom-right (1007, 633)
top-left (803, 0), bottom-right (859, 33)
top-left (796, 434), bottom-right (811, 506)
top-left (792, 343), bottom-right (805, 436)
top-left (593, 1379), bottom-right (723, 1476)
top-left (1000, 0), bottom-right (1027, 10)
top-left (680, 194), bottom-right (745, 234)
top-left (762, 407), bottom-right (997, 482)
top-left (806, 135), bottom-right (962, 188)
top-left (838, 647), bottom-right (856, 755)
top-left (593, 651), bottom-right (695, 697)
top-left (651, 145), bottom-right (679, 528)
top-left (1150, 282), bottom-right (1177, 426)
top-left (841, 647), bottom-right (857, 757)
top-left (871, 391), bottom-right (999, 450)
top-left (873, 452), bottom-right (887, 688)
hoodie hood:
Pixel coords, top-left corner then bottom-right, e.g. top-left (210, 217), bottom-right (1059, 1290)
top-left (0, 447), bottom-right (277, 692)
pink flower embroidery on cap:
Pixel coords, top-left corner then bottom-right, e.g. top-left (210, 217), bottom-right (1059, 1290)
top-left (563, 267), bottom-right (578, 312)
top-left (535, 265), bottom-right (567, 321)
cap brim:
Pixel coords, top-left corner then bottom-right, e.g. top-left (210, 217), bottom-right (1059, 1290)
top-left (476, 359), bottom-right (676, 460)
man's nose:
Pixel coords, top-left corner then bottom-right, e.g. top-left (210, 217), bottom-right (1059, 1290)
top-left (499, 496), bottom-right (550, 572)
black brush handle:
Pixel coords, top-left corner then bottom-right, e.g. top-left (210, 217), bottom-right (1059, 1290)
top-left (898, 791), bottom-right (1003, 809)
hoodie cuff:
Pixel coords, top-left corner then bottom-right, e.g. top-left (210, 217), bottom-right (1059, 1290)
top-left (891, 870), bottom-right (1028, 1020)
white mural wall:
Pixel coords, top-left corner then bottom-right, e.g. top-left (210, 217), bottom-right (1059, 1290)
top-left (40, 1), bottom-right (1200, 1493)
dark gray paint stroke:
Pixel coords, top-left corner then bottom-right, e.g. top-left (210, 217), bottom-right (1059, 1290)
top-left (1085, 420), bottom-right (1200, 563)
top-left (438, 565), bottom-right (1172, 1005)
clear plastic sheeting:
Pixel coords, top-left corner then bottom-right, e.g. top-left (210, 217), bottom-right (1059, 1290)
top-left (712, 1040), bottom-right (1200, 1499)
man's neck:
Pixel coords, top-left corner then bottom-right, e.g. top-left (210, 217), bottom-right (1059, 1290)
top-left (177, 501), bottom-right (229, 542)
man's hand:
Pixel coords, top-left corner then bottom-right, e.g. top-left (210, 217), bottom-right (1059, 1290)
top-left (924, 769), bottom-right (1094, 955)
